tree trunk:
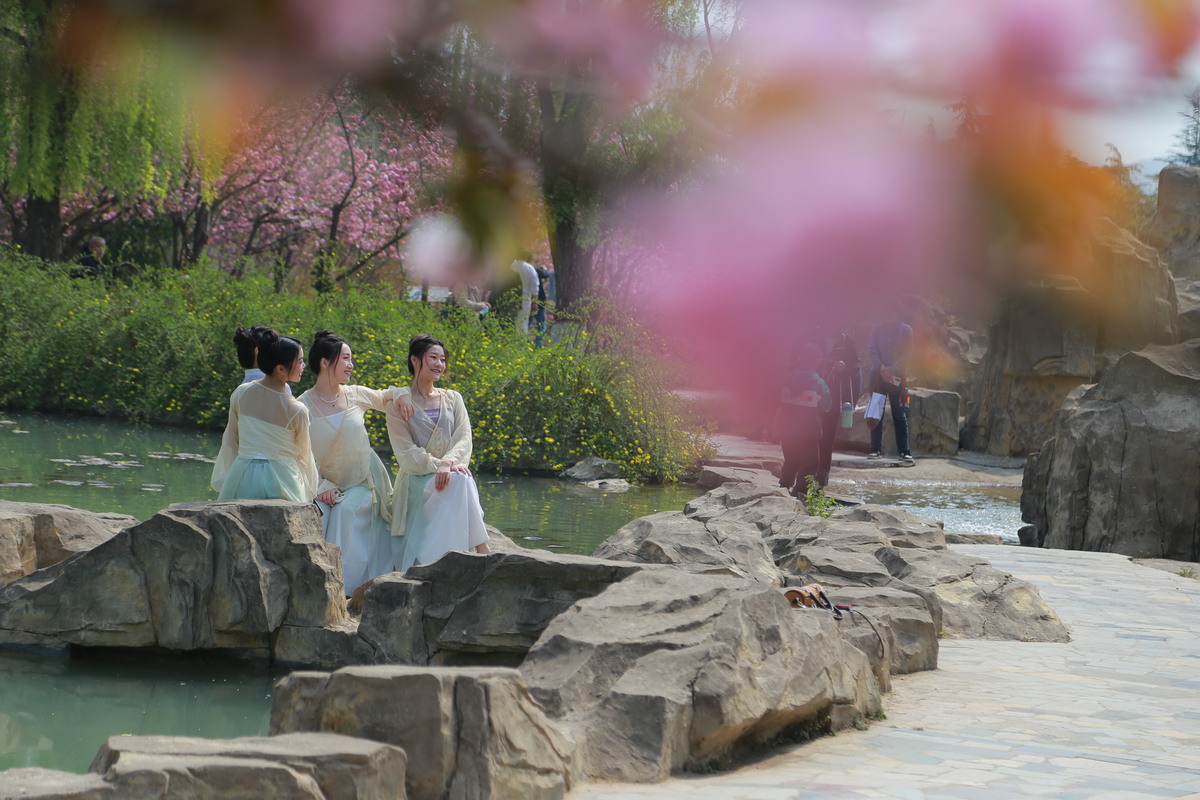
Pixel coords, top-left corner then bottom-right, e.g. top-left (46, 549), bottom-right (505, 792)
top-left (538, 81), bottom-right (596, 314)
top-left (19, 196), bottom-right (64, 262)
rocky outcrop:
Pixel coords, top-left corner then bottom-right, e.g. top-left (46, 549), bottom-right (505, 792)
top-left (1, 733), bottom-right (408, 800)
top-left (352, 550), bottom-right (644, 668)
top-left (874, 546), bottom-right (1069, 642)
top-left (0, 501), bottom-right (133, 586)
top-left (1144, 165), bottom-right (1200, 279)
top-left (0, 501), bottom-right (345, 656)
top-left (520, 568), bottom-right (881, 782)
top-left (962, 220), bottom-right (1179, 457)
top-left (272, 666), bottom-right (574, 800)
top-left (1176, 277), bottom-right (1200, 341)
top-left (1022, 341), bottom-right (1200, 560)
top-left (906, 388), bottom-right (961, 456)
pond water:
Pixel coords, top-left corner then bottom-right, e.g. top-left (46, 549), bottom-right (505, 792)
top-left (0, 410), bottom-right (1023, 773)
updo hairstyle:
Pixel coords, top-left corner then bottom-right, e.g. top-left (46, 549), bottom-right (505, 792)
top-left (233, 325), bottom-right (278, 369)
top-left (309, 329), bottom-right (350, 375)
top-left (407, 333), bottom-right (447, 376)
top-left (256, 331), bottom-right (304, 376)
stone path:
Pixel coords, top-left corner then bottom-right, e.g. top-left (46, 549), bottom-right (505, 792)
top-left (570, 545), bottom-right (1200, 799)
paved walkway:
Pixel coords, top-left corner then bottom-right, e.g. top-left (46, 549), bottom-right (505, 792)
top-left (571, 545), bottom-right (1200, 800)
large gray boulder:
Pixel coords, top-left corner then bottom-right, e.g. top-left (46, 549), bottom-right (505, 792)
top-left (592, 510), bottom-right (783, 585)
top-left (906, 388), bottom-right (961, 456)
top-left (963, 220), bottom-right (1179, 457)
top-left (1144, 165), bottom-right (1200, 279)
top-left (1175, 277), bottom-right (1200, 342)
top-left (354, 550), bottom-right (645, 667)
top-left (1022, 341), bottom-right (1200, 559)
top-left (520, 569), bottom-right (881, 783)
top-left (1, 733), bottom-right (407, 800)
top-left (559, 456), bottom-right (622, 482)
top-left (0, 501), bottom-right (134, 585)
top-left (874, 546), bottom-right (1069, 642)
top-left (271, 666), bottom-right (574, 800)
top-left (0, 501), bottom-right (346, 655)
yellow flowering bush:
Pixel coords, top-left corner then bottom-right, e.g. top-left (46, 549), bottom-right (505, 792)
top-left (0, 254), bottom-right (711, 482)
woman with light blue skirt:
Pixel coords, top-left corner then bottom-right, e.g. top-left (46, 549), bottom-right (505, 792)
top-left (211, 332), bottom-right (318, 503)
top-left (386, 334), bottom-right (490, 572)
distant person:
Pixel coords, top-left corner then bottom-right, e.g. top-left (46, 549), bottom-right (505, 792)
top-left (211, 331), bottom-right (318, 503)
top-left (817, 330), bottom-right (861, 487)
top-left (69, 236), bottom-right (106, 279)
top-left (510, 258), bottom-right (540, 335)
top-left (867, 306), bottom-right (913, 462)
top-left (385, 334), bottom-right (490, 572)
top-left (298, 330), bottom-right (413, 594)
top-left (532, 265), bottom-right (551, 338)
top-left (450, 281), bottom-right (491, 319)
top-left (777, 342), bottom-right (831, 497)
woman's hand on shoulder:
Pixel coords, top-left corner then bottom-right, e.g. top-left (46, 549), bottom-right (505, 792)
top-left (388, 397), bottom-right (415, 420)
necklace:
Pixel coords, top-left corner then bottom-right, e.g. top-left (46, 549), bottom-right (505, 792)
top-left (315, 386), bottom-right (341, 404)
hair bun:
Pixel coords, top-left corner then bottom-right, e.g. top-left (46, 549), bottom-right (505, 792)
top-left (410, 333), bottom-right (432, 345)
top-left (314, 329), bottom-right (336, 341)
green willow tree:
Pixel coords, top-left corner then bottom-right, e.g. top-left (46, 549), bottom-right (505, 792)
top-left (0, 1), bottom-right (196, 260)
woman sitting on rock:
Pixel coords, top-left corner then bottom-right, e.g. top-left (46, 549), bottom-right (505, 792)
top-left (386, 334), bottom-right (490, 572)
top-left (298, 330), bottom-right (413, 593)
top-left (211, 331), bottom-right (318, 503)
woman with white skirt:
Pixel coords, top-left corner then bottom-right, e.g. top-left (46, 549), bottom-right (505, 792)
top-left (299, 330), bottom-right (412, 594)
top-left (387, 334), bottom-right (490, 572)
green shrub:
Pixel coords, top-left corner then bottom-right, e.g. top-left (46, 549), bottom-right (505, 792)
top-left (0, 252), bottom-right (711, 482)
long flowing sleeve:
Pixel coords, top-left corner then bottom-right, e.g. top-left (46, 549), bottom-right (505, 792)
top-left (293, 405), bottom-right (319, 500)
top-left (441, 391), bottom-right (473, 467)
top-left (211, 385), bottom-right (245, 493)
top-left (387, 412), bottom-right (441, 475)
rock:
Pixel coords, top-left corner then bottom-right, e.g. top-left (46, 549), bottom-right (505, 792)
top-left (906, 388), bottom-right (960, 456)
top-left (592, 510), bottom-right (783, 585)
top-left (0, 501), bottom-right (134, 586)
top-left (1175, 277), bottom-right (1200, 342)
top-left (0, 501), bottom-right (346, 656)
top-left (827, 586), bottom-right (942, 683)
top-left (582, 478), bottom-right (633, 492)
top-left (695, 465), bottom-right (779, 490)
top-left (1017, 523), bottom-right (1041, 548)
top-left (520, 569), bottom-right (881, 782)
top-left (559, 456), bottom-right (622, 482)
top-left (1021, 341), bottom-right (1200, 560)
top-left (944, 532), bottom-right (1006, 545)
top-left (271, 666), bottom-right (575, 800)
top-left (830, 505), bottom-right (947, 550)
top-left (88, 732), bottom-right (408, 800)
top-left (0, 768), bottom-right (115, 800)
top-left (355, 550), bottom-right (645, 666)
top-left (1144, 165), bottom-right (1200, 279)
top-left (874, 546), bottom-right (1069, 642)
top-left (963, 220), bottom-right (1179, 457)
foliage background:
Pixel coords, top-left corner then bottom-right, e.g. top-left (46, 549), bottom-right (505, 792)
top-left (0, 251), bottom-right (710, 482)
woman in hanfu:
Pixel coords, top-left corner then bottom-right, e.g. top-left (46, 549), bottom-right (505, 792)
top-left (298, 330), bottom-right (413, 593)
top-left (211, 332), bottom-right (318, 503)
top-left (386, 334), bottom-right (490, 572)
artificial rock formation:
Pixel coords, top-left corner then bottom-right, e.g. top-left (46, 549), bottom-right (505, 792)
top-left (0, 501), bottom-right (133, 586)
top-left (1022, 341), bottom-right (1200, 560)
top-left (0, 501), bottom-right (345, 655)
top-left (962, 220), bottom-right (1179, 457)
top-left (0, 733), bottom-right (408, 800)
top-left (1144, 165), bottom-right (1200, 279)
top-left (520, 568), bottom-right (881, 782)
top-left (271, 666), bottom-right (575, 800)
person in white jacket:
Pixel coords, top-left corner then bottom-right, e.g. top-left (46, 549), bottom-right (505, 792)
top-left (510, 258), bottom-right (540, 334)
top-left (298, 330), bottom-right (413, 593)
top-left (386, 334), bottom-right (490, 572)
